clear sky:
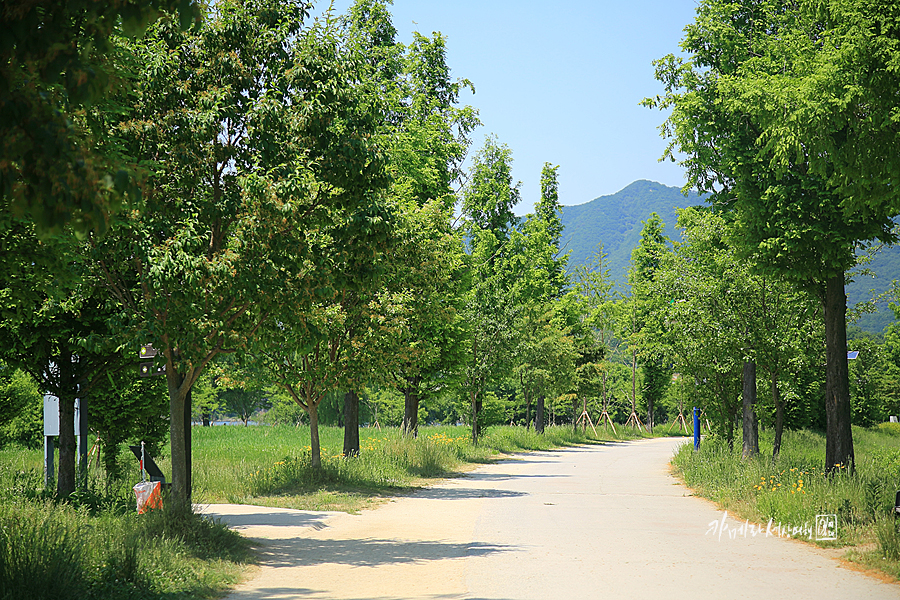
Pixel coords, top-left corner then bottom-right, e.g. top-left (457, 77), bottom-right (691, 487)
top-left (319, 0), bottom-right (701, 215)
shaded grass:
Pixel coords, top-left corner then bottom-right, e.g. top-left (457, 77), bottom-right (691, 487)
top-left (0, 494), bottom-right (252, 600)
top-left (672, 425), bottom-right (900, 581)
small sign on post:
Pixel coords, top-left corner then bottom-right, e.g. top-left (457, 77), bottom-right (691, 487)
top-left (43, 394), bottom-right (86, 489)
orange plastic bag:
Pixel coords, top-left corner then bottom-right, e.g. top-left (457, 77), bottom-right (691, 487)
top-left (133, 481), bottom-right (162, 513)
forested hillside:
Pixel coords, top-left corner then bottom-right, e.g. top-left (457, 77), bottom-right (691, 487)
top-left (559, 180), bottom-right (702, 285)
top-left (560, 180), bottom-right (898, 333)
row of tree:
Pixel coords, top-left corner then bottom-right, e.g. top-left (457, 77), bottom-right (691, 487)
top-left (3, 0), bottom-right (900, 507)
top-left (642, 0), bottom-right (900, 472)
top-left (0, 0), bottom-right (604, 503)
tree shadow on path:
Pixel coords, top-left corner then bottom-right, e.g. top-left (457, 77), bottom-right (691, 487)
top-left (255, 536), bottom-right (513, 569)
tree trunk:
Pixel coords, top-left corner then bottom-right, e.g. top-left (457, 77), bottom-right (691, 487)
top-left (631, 347), bottom-right (637, 417)
top-left (57, 396), bottom-right (76, 497)
top-left (772, 370), bottom-right (784, 462)
top-left (470, 387), bottom-right (479, 444)
top-left (725, 401), bottom-right (736, 452)
top-left (55, 351), bottom-right (77, 497)
top-left (647, 396), bottom-right (654, 433)
top-left (742, 360), bottom-right (759, 459)
top-left (536, 395), bottom-right (545, 434)
top-left (401, 383), bottom-right (419, 438)
top-left (309, 401), bottom-right (322, 469)
top-left (166, 367), bottom-right (192, 503)
top-left (824, 273), bottom-right (854, 473)
top-left (185, 388), bottom-right (192, 496)
top-left (57, 399), bottom-right (76, 497)
top-left (343, 390), bottom-right (360, 457)
top-left (525, 391), bottom-right (532, 430)
top-left (201, 412), bottom-right (210, 427)
top-left (572, 396), bottom-right (587, 432)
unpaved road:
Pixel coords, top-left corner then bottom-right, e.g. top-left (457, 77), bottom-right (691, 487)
top-left (201, 437), bottom-right (899, 599)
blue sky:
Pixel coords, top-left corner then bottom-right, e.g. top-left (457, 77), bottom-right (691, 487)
top-left (319, 0), bottom-right (700, 215)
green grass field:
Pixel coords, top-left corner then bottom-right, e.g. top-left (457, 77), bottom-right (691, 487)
top-left (672, 423), bottom-right (900, 581)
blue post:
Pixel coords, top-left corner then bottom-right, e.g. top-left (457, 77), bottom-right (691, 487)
top-left (693, 407), bottom-right (700, 450)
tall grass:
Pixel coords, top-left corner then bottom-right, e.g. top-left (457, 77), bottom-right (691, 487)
top-left (0, 496), bottom-right (250, 600)
top-left (672, 425), bottom-right (900, 580)
top-left (0, 452), bottom-right (251, 600)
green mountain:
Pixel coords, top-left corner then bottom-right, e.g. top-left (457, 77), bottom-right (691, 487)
top-left (559, 180), bottom-right (703, 286)
top-left (559, 179), bottom-right (897, 333)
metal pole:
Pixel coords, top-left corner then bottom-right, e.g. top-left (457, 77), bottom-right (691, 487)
top-left (693, 407), bottom-right (700, 451)
top-left (44, 436), bottom-right (55, 489)
top-left (140, 441), bottom-right (146, 483)
top-left (76, 396), bottom-right (88, 487)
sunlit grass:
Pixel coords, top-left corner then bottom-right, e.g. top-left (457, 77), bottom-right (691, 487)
top-left (0, 494), bottom-right (251, 600)
top-left (184, 423), bottom-right (667, 510)
top-left (0, 421), bottom-right (682, 597)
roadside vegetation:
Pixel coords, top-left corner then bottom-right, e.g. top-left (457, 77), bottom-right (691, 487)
top-left (4, 0), bottom-right (900, 596)
top-left (0, 485), bottom-right (250, 600)
top-left (673, 424), bottom-right (900, 581)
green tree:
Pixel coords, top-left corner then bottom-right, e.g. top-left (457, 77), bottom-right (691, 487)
top-left (534, 163), bottom-right (567, 297)
top-left (645, 0), bottom-right (897, 471)
top-left (847, 337), bottom-right (888, 427)
top-left (0, 220), bottom-right (133, 494)
top-left (90, 1), bottom-right (389, 499)
top-left (504, 161), bottom-right (574, 433)
top-left (572, 245), bottom-right (620, 430)
top-left (461, 229), bottom-right (520, 442)
top-left (655, 209), bottom-right (745, 447)
top-left (626, 214), bottom-right (672, 431)
top-left (462, 136), bottom-right (520, 237)
top-left (460, 137), bottom-right (522, 442)
top-left (339, 0), bottom-right (477, 444)
top-left (0, 366), bottom-right (42, 449)
top-left (88, 368), bottom-right (169, 481)
top-left (1, 0), bottom-right (200, 235)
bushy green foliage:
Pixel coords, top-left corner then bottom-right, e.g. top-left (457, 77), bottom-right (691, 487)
top-left (0, 368), bottom-right (42, 449)
top-left (87, 371), bottom-right (169, 481)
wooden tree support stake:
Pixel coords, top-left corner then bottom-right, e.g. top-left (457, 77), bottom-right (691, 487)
top-left (576, 410), bottom-right (599, 436)
top-left (625, 411), bottom-right (644, 432)
top-left (598, 410), bottom-right (617, 435)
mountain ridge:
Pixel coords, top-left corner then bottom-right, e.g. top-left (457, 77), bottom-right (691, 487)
top-left (558, 179), bottom-right (896, 333)
top-left (559, 179), bottom-right (704, 285)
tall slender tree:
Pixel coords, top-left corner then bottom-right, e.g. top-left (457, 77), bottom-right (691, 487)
top-left (627, 214), bottom-right (671, 431)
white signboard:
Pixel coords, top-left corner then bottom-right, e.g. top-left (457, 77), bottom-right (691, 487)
top-left (43, 395), bottom-right (81, 436)
top-left (43, 395), bottom-right (59, 436)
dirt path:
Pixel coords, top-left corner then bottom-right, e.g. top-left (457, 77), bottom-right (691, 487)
top-left (201, 438), bottom-right (899, 599)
